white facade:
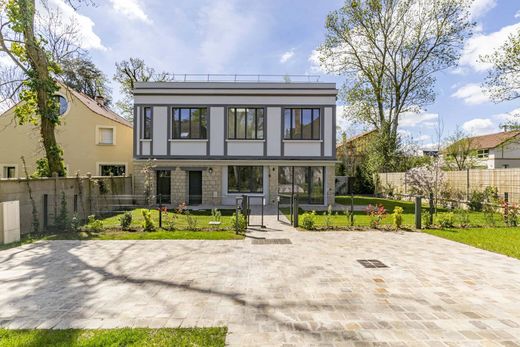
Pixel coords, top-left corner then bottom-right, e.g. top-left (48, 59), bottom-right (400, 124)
top-left (483, 141), bottom-right (520, 169)
top-left (133, 81), bottom-right (338, 206)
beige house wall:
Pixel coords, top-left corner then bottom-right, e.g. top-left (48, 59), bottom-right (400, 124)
top-left (0, 89), bottom-right (133, 178)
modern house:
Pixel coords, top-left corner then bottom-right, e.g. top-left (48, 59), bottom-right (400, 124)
top-left (132, 79), bottom-right (338, 206)
top-left (0, 87), bottom-right (133, 178)
top-left (464, 130), bottom-right (520, 169)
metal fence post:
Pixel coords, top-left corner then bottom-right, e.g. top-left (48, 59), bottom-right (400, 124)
top-left (466, 168), bottom-right (470, 202)
top-left (415, 195), bottom-right (422, 229)
top-left (43, 194), bottom-right (48, 230)
top-left (158, 194), bottom-right (163, 229)
top-left (429, 192), bottom-right (434, 225)
top-left (504, 192), bottom-right (509, 224)
top-left (293, 197), bottom-right (299, 227)
top-left (350, 192), bottom-right (354, 226)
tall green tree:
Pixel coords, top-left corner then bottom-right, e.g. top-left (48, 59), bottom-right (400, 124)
top-left (113, 58), bottom-right (174, 120)
top-left (316, 0), bottom-right (473, 172)
top-left (60, 56), bottom-right (111, 101)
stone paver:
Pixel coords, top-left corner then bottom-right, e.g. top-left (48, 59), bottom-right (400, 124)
top-left (0, 213), bottom-right (519, 346)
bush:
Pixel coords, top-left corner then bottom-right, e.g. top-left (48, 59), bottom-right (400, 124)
top-left (392, 206), bottom-right (403, 229)
top-left (55, 192), bottom-right (69, 231)
top-left (231, 212), bottom-right (247, 232)
top-left (211, 208), bottom-right (221, 222)
top-left (119, 211), bottom-right (132, 230)
top-left (70, 214), bottom-right (81, 232)
top-left (84, 215), bottom-right (103, 233)
top-left (300, 211), bottom-right (317, 230)
top-left (422, 209), bottom-right (432, 228)
top-left (454, 208), bottom-right (470, 228)
top-left (366, 204), bottom-right (386, 228)
top-left (142, 209), bottom-right (156, 231)
top-left (436, 212), bottom-right (455, 229)
top-left (502, 201), bottom-right (519, 227)
top-left (185, 211), bottom-right (198, 230)
top-left (468, 190), bottom-right (485, 211)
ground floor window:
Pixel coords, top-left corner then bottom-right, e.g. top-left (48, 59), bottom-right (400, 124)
top-left (2, 166), bottom-right (15, 178)
top-left (278, 166), bottom-right (324, 204)
top-left (99, 165), bottom-right (126, 176)
top-left (228, 166), bottom-right (263, 193)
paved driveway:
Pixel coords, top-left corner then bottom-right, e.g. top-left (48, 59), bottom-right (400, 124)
top-left (0, 227), bottom-right (519, 346)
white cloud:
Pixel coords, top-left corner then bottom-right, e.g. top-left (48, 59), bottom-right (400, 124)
top-left (460, 22), bottom-right (520, 72)
top-left (47, 0), bottom-right (105, 50)
top-left (515, 10), bottom-right (520, 18)
top-left (109, 0), bottom-right (150, 24)
top-left (451, 83), bottom-right (490, 105)
top-left (400, 112), bottom-right (439, 128)
top-left (280, 49), bottom-right (295, 63)
top-left (198, 0), bottom-right (260, 72)
top-left (469, 0), bottom-right (496, 19)
top-left (462, 118), bottom-right (497, 135)
top-left (492, 107), bottom-right (520, 123)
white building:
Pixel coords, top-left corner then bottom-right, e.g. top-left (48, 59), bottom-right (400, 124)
top-left (468, 130), bottom-right (520, 169)
top-left (132, 80), bottom-right (338, 206)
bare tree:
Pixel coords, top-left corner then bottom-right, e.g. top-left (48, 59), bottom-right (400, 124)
top-left (316, 0), bottom-right (473, 172)
top-left (443, 127), bottom-right (477, 170)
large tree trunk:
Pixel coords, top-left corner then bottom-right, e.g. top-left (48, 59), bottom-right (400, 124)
top-left (20, 0), bottom-right (65, 176)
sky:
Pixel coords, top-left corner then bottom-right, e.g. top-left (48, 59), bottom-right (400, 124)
top-left (4, 0), bottom-right (520, 148)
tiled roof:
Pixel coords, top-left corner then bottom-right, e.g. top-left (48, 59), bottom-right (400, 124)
top-left (468, 130), bottom-right (520, 149)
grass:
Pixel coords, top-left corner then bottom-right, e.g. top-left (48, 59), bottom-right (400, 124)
top-left (0, 327), bottom-right (227, 347)
top-left (423, 227), bottom-right (520, 260)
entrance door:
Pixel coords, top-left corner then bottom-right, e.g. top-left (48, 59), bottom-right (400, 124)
top-left (188, 171), bottom-right (203, 205)
top-left (156, 170), bottom-right (171, 204)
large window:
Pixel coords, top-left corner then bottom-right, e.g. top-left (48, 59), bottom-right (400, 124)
top-left (227, 108), bottom-right (264, 139)
top-left (283, 108), bottom-right (320, 140)
top-left (172, 108), bottom-right (208, 139)
top-left (228, 166), bottom-right (263, 193)
top-left (142, 107), bottom-right (152, 140)
top-left (278, 166), bottom-right (324, 204)
top-left (99, 165), bottom-right (126, 176)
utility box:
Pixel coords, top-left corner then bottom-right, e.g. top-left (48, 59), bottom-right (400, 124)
top-left (0, 201), bottom-right (21, 245)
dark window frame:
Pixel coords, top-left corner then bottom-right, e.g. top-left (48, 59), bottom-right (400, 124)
top-left (283, 108), bottom-right (321, 140)
top-left (171, 107), bottom-right (208, 139)
top-left (227, 166), bottom-right (264, 193)
top-left (142, 107), bottom-right (152, 140)
top-left (227, 107), bottom-right (265, 140)
top-left (278, 166), bottom-right (324, 204)
top-left (4, 166), bottom-right (16, 178)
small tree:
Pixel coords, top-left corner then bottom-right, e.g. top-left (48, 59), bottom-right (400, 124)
top-left (405, 164), bottom-right (445, 198)
top-left (443, 128), bottom-right (478, 170)
top-left (55, 192), bottom-right (69, 231)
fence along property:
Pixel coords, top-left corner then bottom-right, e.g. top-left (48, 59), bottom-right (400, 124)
top-left (378, 168), bottom-right (520, 203)
top-left (0, 175), bottom-right (132, 234)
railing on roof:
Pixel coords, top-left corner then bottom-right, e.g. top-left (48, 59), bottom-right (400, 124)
top-left (169, 74), bottom-right (321, 83)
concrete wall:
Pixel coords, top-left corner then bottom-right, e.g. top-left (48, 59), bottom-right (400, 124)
top-left (378, 168), bottom-right (520, 202)
top-left (0, 176), bottom-right (132, 234)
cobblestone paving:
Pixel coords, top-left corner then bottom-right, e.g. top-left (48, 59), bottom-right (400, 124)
top-left (0, 220), bottom-right (519, 346)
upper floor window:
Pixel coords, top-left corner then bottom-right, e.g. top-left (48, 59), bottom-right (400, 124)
top-left (477, 149), bottom-right (489, 158)
top-left (53, 95), bottom-right (68, 116)
top-left (284, 108), bottom-right (320, 140)
top-left (227, 108), bottom-right (264, 140)
top-left (142, 107), bottom-right (152, 139)
top-left (98, 127), bottom-right (114, 145)
top-left (172, 108), bottom-right (207, 139)
top-left (2, 166), bottom-right (15, 179)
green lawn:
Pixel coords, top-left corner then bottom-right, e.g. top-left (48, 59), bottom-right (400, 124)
top-left (0, 327), bottom-right (227, 347)
top-left (423, 228), bottom-right (520, 260)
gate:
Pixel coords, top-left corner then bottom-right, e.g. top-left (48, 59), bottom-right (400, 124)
top-left (234, 194), bottom-right (266, 233)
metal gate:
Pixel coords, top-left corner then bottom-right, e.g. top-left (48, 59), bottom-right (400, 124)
top-left (234, 195), bottom-right (266, 233)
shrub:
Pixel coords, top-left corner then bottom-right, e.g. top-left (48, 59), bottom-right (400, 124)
top-left (301, 211), bottom-right (317, 230)
top-left (162, 209), bottom-right (176, 231)
top-left (502, 201), bottom-right (519, 227)
top-left (436, 212), bottom-right (455, 229)
top-left (468, 190), bottom-right (485, 211)
top-left (392, 206), bottom-right (403, 229)
top-left (231, 212), bottom-right (247, 232)
top-left (175, 202), bottom-right (187, 215)
top-left (454, 208), bottom-right (470, 228)
top-left (142, 209), bottom-right (156, 231)
top-left (185, 211), bottom-right (198, 230)
top-left (55, 192), bottom-right (69, 231)
top-left (70, 214), bottom-right (81, 232)
top-left (211, 208), bottom-right (221, 222)
top-left (324, 205), bottom-right (333, 229)
top-left (366, 204), bottom-right (387, 228)
top-left (119, 211), bottom-right (133, 230)
top-left (84, 215), bottom-right (103, 233)
top-left (422, 209), bottom-right (432, 228)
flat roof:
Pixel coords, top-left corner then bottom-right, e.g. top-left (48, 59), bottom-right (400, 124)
top-left (134, 81), bottom-right (337, 91)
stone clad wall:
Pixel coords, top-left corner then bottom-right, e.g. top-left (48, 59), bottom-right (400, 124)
top-left (0, 175), bottom-right (132, 234)
top-left (202, 166), bottom-right (222, 205)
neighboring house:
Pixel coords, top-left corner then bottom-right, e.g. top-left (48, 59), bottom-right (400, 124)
top-left (465, 130), bottom-right (520, 169)
top-left (132, 81), bottom-right (338, 206)
top-left (336, 129), bottom-right (377, 176)
top-left (0, 87), bottom-right (133, 178)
